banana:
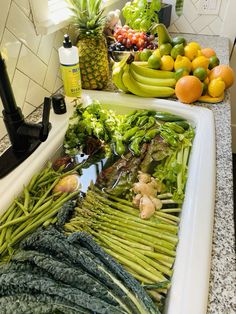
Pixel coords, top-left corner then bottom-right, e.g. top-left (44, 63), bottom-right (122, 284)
top-left (122, 64), bottom-right (175, 98)
top-left (122, 64), bottom-right (152, 97)
top-left (130, 62), bottom-right (175, 79)
top-left (112, 55), bottom-right (130, 92)
top-left (112, 66), bottom-right (129, 92)
top-left (198, 93), bottom-right (224, 103)
top-left (133, 61), bottom-right (149, 67)
top-left (130, 68), bottom-right (176, 87)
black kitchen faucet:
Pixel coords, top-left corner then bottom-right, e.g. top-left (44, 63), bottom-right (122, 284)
top-left (0, 52), bottom-right (51, 178)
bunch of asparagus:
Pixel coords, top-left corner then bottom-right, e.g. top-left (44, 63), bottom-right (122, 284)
top-left (64, 187), bottom-right (181, 304)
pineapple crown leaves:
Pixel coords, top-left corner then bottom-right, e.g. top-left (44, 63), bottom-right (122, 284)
top-left (67, 0), bottom-right (106, 34)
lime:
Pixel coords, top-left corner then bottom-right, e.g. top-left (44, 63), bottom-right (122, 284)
top-left (193, 67), bottom-right (208, 81)
top-left (202, 82), bottom-right (208, 95)
top-left (171, 43), bottom-right (185, 60)
top-left (148, 54), bottom-right (161, 69)
top-left (172, 36), bottom-right (187, 47)
top-left (174, 67), bottom-right (189, 81)
top-left (153, 48), bottom-right (161, 59)
top-left (208, 55), bottom-right (220, 70)
top-left (139, 49), bottom-right (153, 61)
top-left (159, 43), bottom-right (172, 56)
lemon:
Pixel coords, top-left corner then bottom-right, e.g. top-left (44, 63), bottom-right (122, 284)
top-left (148, 54), bottom-right (161, 69)
top-left (192, 56), bottom-right (209, 71)
top-left (193, 67), bottom-right (208, 81)
top-left (174, 55), bottom-right (192, 72)
top-left (184, 44), bottom-right (199, 61)
top-left (188, 41), bottom-right (202, 50)
top-left (197, 50), bottom-right (203, 57)
top-left (160, 55), bottom-right (174, 71)
top-left (208, 78), bottom-right (225, 97)
top-left (159, 43), bottom-right (172, 56)
top-left (174, 67), bottom-right (189, 81)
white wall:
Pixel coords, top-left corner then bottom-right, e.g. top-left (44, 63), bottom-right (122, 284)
top-left (166, 0), bottom-right (229, 35)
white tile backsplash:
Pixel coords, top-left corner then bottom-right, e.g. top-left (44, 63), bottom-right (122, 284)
top-left (182, 0), bottom-right (199, 23)
top-left (167, 0), bottom-right (229, 36)
top-left (0, 0), bottom-right (11, 40)
top-left (17, 45), bottom-right (47, 85)
top-left (6, 2), bottom-right (41, 53)
top-left (14, 0), bottom-right (31, 17)
top-left (37, 32), bottom-right (56, 64)
top-left (22, 101), bottom-right (37, 117)
top-left (12, 70), bottom-right (30, 108)
top-left (0, 28), bottom-right (22, 81)
top-left (26, 80), bottom-right (50, 107)
top-left (43, 48), bottom-right (60, 93)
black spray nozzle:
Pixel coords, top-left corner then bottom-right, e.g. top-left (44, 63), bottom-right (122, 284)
top-left (63, 34), bottom-right (72, 48)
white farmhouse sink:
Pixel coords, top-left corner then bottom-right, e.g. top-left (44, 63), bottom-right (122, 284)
top-left (0, 91), bottom-right (216, 314)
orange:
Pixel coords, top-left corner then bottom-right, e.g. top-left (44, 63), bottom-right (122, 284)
top-left (201, 48), bottom-right (216, 58)
top-left (192, 56), bottom-right (209, 71)
top-left (160, 55), bottom-right (174, 71)
top-left (175, 75), bottom-right (203, 104)
top-left (208, 78), bottom-right (225, 97)
top-left (209, 64), bottom-right (234, 88)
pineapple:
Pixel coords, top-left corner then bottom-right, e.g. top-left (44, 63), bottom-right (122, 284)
top-left (68, 0), bottom-right (109, 90)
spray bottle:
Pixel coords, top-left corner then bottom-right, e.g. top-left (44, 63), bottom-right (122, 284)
top-left (58, 34), bottom-right (81, 97)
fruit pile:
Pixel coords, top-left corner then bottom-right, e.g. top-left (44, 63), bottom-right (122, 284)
top-left (110, 25), bottom-right (157, 52)
top-left (112, 24), bottom-right (234, 104)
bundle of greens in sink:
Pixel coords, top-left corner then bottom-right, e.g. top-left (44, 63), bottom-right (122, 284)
top-left (0, 98), bottom-right (194, 313)
top-left (63, 99), bottom-right (194, 310)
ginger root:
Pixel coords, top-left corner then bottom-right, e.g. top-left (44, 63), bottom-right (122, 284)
top-left (132, 171), bottom-right (162, 219)
top-left (139, 195), bottom-right (156, 219)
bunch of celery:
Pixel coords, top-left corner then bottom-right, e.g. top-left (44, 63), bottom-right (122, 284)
top-left (153, 122), bottom-right (194, 202)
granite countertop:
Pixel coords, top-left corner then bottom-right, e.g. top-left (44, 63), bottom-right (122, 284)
top-left (0, 33), bottom-right (235, 313)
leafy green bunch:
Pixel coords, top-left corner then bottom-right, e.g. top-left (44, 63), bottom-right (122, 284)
top-left (122, 0), bottom-right (161, 32)
top-left (64, 100), bottom-right (122, 156)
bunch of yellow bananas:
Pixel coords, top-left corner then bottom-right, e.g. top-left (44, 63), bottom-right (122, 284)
top-left (112, 56), bottom-right (176, 98)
